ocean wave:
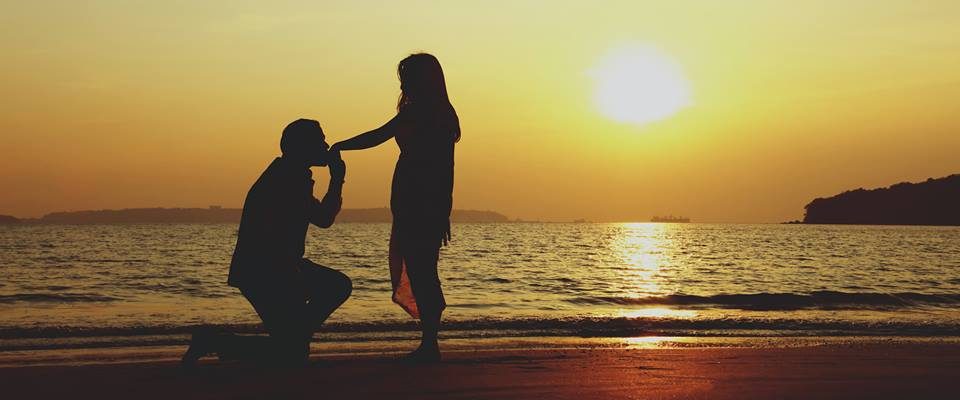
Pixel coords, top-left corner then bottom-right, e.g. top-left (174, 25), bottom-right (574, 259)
top-left (570, 292), bottom-right (960, 310)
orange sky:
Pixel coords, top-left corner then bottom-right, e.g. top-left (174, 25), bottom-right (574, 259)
top-left (2, 1), bottom-right (959, 222)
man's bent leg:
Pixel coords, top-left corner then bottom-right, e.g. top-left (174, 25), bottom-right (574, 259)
top-left (300, 259), bottom-right (352, 332)
top-left (215, 285), bottom-right (311, 365)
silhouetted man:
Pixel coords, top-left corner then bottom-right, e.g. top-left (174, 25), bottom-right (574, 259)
top-left (182, 118), bottom-right (351, 366)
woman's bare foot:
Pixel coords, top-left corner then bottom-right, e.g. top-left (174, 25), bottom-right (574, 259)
top-left (402, 342), bottom-right (441, 364)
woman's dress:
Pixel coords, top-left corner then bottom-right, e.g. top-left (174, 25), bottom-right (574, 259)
top-left (388, 106), bottom-right (456, 319)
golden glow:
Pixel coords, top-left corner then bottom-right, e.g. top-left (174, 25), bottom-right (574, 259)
top-left (620, 336), bottom-right (683, 348)
top-left (618, 307), bottom-right (697, 319)
top-left (591, 44), bottom-right (691, 125)
top-left (2, 2), bottom-right (960, 221)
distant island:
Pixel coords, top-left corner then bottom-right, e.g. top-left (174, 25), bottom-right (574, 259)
top-left (801, 174), bottom-right (960, 226)
top-left (0, 207), bottom-right (510, 225)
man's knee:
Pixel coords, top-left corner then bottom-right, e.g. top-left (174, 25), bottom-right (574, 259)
top-left (300, 261), bottom-right (352, 304)
top-left (333, 270), bottom-right (352, 303)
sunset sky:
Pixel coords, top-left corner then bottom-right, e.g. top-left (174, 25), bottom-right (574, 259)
top-left (2, 1), bottom-right (959, 222)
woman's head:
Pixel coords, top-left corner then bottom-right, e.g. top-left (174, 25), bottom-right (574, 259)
top-left (397, 53), bottom-right (460, 141)
top-left (397, 53), bottom-right (449, 109)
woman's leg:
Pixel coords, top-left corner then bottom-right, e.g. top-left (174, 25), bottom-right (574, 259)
top-left (403, 242), bottom-right (444, 359)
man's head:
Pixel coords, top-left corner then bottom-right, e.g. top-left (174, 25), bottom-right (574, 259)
top-left (280, 119), bottom-right (330, 166)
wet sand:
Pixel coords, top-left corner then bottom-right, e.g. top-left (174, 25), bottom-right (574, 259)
top-left (2, 342), bottom-right (959, 399)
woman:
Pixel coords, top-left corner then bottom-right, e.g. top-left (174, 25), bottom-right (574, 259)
top-left (332, 53), bottom-right (459, 362)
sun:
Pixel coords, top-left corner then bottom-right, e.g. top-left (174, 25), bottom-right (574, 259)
top-left (591, 44), bottom-right (692, 125)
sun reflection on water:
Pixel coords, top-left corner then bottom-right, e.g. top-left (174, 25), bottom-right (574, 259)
top-left (618, 307), bottom-right (697, 319)
top-left (614, 223), bottom-right (668, 296)
top-left (611, 223), bottom-right (699, 319)
top-left (621, 336), bottom-right (676, 347)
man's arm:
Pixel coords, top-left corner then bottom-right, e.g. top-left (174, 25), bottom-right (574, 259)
top-left (309, 153), bottom-right (345, 228)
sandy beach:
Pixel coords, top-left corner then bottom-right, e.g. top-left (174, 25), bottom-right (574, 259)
top-left (2, 341), bottom-right (959, 400)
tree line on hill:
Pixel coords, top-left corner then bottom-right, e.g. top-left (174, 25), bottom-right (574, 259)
top-left (802, 174), bottom-right (959, 225)
top-left (0, 207), bottom-right (510, 224)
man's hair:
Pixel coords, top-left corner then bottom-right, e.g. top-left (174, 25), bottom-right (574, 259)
top-left (280, 119), bottom-right (324, 156)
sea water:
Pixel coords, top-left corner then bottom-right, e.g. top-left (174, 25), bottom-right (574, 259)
top-left (1, 223), bottom-right (959, 350)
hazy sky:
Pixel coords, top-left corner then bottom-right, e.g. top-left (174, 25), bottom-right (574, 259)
top-left (2, 1), bottom-right (959, 222)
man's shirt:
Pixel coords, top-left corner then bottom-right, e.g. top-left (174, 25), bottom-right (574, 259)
top-left (228, 157), bottom-right (341, 289)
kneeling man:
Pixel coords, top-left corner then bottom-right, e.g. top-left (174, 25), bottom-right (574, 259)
top-left (183, 119), bottom-right (351, 366)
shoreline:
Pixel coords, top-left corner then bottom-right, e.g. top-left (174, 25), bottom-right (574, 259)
top-left (3, 335), bottom-right (960, 368)
top-left (1, 340), bottom-right (958, 399)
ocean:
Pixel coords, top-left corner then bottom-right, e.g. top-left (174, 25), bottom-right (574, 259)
top-left (2, 223), bottom-right (959, 352)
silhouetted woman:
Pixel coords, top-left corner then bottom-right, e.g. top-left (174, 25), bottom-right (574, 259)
top-left (332, 53), bottom-right (459, 362)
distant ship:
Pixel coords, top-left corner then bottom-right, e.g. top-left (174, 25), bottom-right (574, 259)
top-left (651, 215), bottom-right (690, 223)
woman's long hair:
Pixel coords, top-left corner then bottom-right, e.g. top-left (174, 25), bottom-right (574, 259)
top-left (397, 53), bottom-right (461, 142)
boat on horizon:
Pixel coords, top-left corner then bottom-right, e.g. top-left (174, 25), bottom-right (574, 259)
top-left (651, 215), bottom-right (691, 223)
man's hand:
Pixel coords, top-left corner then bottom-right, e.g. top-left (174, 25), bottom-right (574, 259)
top-left (440, 218), bottom-right (451, 246)
top-left (328, 150), bottom-right (346, 183)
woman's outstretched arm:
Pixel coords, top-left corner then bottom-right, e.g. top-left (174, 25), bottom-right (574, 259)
top-left (332, 115), bottom-right (404, 151)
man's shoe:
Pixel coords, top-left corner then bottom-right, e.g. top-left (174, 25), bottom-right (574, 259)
top-left (181, 327), bottom-right (218, 367)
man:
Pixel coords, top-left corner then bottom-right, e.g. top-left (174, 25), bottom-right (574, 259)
top-left (182, 118), bottom-right (351, 366)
